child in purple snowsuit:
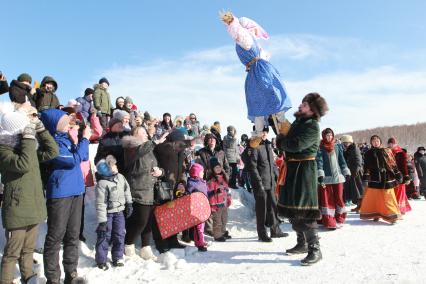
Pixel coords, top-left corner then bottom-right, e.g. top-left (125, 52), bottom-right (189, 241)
top-left (186, 163), bottom-right (209, 251)
top-left (95, 155), bottom-right (133, 270)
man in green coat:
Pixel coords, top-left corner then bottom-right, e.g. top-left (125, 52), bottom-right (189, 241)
top-left (93, 77), bottom-right (112, 131)
top-left (276, 92), bottom-right (328, 266)
top-left (0, 109), bottom-right (59, 283)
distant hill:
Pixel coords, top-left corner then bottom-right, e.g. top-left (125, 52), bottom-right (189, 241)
top-left (337, 122), bottom-right (426, 154)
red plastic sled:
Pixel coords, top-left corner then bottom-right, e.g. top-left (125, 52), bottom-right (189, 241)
top-left (154, 192), bottom-right (211, 239)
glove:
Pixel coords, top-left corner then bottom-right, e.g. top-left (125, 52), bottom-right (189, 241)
top-left (318, 176), bottom-right (325, 188)
top-left (124, 203), bottom-right (133, 219)
top-left (35, 119), bottom-right (45, 133)
top-left (395, 172), bottom-right (403, 184)
top-left (403, 175), bottom-right (411, 185)
top-left (96, 222), bottom-right (107, 238)
top-left (345, 175), bottom-right (351, 182)
top-left (22, 124), bottom-right (36, 140)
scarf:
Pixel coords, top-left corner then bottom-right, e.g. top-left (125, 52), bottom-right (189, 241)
top-left (320, 128), bottom-right (335, 153)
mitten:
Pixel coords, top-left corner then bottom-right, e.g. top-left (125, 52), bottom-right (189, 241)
top-left (124, 203), bottom-right (133, 219)
top-left (403, 175), bottom-right (411, 185)
top-left (97, 222), bottom-right (107, 232)
top-left (35, 119), bottom-right (45, 133)
top-left (278, 119), bottom-right (291, 136)
top-left (22, 124), bottom-right (36, 140)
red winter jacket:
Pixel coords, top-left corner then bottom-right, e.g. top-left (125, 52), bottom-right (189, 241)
top-left (207, 174), bottom-right (231, 212)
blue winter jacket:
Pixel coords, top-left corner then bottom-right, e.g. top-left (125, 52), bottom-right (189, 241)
top-left (186, 177), bottom-right (208, 197)
top-left (316, 143), bottom-right (350, 184)
top-left (76, 96), bottom-right (93, 122)
top-left (41, 109), bottom-right (89, 199)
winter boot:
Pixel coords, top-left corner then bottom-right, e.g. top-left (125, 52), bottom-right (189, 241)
top-left (97, 263), bottom-right (109, 271)
top-left (124, 244), bottom-right (136, 256)
top-left (258, 233), bottom-right (272, 243)
top-left (300, 229), bottom-right (322, 266)
top-left (112, 259), bottom-right (124, 267)
top-left (64, 271), bottom-right (86, 284)
top-left (271, 227), bottom-right (289, 238)
top-left (286, 232), bottom-right (308, 255)
top-left (351, 198), bottom-right (362, 213)
top-left (140, 246), bottom-right (158, 261)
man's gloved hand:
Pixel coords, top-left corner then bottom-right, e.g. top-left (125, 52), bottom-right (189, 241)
top-left (22, 124), bottom-right (36, 140)
top-left (318, 176), bottom-right (325, 188)
top-left (403, 175), bottom-right (411, 185)
top-left (124, 203), bottom-right (133, 219)
top-left (395, 172), bottom-right (403, 184)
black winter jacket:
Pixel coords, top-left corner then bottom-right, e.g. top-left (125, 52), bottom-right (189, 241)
top-left (246, 139), bottom-right (278, 191)
top-left (95, 131), bottom-right (128, 173)
top-left (122, 137), bottom-right (162, 205)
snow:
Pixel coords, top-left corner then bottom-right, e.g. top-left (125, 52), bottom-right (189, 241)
top-left (1, 146), bottom-right (425, 283)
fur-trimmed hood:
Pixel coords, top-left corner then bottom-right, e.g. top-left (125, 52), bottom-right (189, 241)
top-left (121, 135), bottom-right (146, 149)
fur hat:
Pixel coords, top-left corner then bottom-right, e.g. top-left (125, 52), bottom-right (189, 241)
top-left (417, 146), bottom-right (426, 152)
top-left (56, 115), bottom-right (71, 133)
top-left (99, 77), bottom-right (110, 86)
top-left (302, 92), bottom-right (329, 120)
top-left (17, 73), bottom-right (32, 84)
top-left (340, 135), bottom-right (353, 143)
top-left (189, 163), bottom-right (204, 178)
top-left (0, 110), bottom-right (29, 134)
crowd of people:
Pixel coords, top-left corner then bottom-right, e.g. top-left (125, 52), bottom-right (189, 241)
top-left (0, 72), bottom-right (426, 283)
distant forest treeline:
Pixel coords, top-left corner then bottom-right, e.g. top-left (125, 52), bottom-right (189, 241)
top-left (337, 122), bottom-right (426, 154)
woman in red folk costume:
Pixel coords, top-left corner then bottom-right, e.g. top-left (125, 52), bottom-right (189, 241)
top-left (387, 137), bottom-right (412, 214)
top-left (316, 128), bottom-right (351, 229)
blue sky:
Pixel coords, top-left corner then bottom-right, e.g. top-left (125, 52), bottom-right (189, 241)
top-left (1, 1), bottom-right (426, 135)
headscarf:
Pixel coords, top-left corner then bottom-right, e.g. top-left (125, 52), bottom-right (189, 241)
top-left (320, 128), bottom-right (335, 153)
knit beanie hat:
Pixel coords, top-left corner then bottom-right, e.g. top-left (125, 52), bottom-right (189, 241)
top-left (96, 159), bottom-right (113, 177)
top-left (109, 117), bottom-right (122, 129)
top-left (209, 157), bottom-right (221, 170)
top-left (167, 129), bottom-right (185, 142)
top-left (84, 88), bottom-right (94, 96)
top-left (113, 110), bottom-right (130, 122)
top-left (340, 135), bottom-right (353, 143)
top-left (17, 73), bottom-right (32, 84)
top-left (99, 77), bottom-right (110, 86)
top-left (189, 163), bottom-right (204, 178)
top-left (124, 96), bottom-right (133, 104)
top-left (0, 111), bottom-right (29, 134)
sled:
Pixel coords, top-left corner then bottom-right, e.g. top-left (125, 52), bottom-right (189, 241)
top-left (154, 192), bottom-right (211, 239)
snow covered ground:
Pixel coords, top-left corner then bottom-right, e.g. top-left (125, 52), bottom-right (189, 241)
top-left (1, 186), bottom-right (426, 284)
